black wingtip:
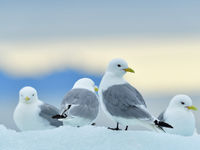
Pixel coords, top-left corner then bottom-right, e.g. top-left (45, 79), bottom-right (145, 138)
top-left (157, 126), bottom-right (166, 132)
top-left (52, 114), bottom-right (67, 119)
top-left (154, 120), bottom-right (173, 129)
top-left (91, 123), bottom-right (96, 126)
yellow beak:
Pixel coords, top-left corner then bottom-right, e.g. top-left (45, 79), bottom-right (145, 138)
top-left (187, 105), bottom-right (197, 111)
top-left (123, 67), bottom-right (135, 73)
top-left (25, 96), bottom-right (30, 101)
top-left (94, 86), bottom-right (98, 92)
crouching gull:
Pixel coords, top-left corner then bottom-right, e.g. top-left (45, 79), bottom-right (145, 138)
top-left (158, 94), bottom-right (197, 136)
top-left (53, 78), bottom-right (99, 127)
top-left (98, 58), bottom-right (173, 131)
top-left (13, 86), bottom-right (63, 131)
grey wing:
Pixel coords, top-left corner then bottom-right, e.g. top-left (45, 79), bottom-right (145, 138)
top-left (39, 103), bottom-right (63, 127)
top-left (125, 84), bottom-right (147, 107)
top-left (158, 111), bottom-right (166, 122)
top-left (61, 89), bottom-right (99, 120)
top-left (103, 84), bottom-right (153, 120)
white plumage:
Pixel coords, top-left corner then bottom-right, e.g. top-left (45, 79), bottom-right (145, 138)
top-left (158, 95), bottom-right (197, 136)
top-left (13, 86), bottom-right (62, 131)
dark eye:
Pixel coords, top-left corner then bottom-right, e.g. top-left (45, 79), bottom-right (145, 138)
top-left (181, 102), bottom-right (185, 105)
top-left (32, 94), bottom-right (35, 96)
top-left (117, 64), bottom-right (121, 67)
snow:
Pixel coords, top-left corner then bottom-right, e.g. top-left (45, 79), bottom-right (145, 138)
top-left (0, 125), bottom-right (200, 150)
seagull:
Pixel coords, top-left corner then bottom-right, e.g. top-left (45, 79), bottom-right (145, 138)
top-left (53, 78), bottom-right (99, 127)
top-left (158, 95), bottom-right (197, 136)
top-left (98, 58), bottom-right (173, 131)
top-left (13, 86), bottom-right (63, 131)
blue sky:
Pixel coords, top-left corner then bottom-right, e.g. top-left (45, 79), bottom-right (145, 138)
top-left (0, 69), bottom-right (101, 103)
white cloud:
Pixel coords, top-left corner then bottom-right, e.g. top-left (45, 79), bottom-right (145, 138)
top-left (0, 37), bottom-right (200, 92)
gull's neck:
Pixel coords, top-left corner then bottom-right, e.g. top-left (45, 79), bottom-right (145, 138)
top-left (100, 72), bottom-right (127, 91)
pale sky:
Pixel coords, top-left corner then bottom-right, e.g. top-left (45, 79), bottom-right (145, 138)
top-left (1, 0), bottom-right (200, 41)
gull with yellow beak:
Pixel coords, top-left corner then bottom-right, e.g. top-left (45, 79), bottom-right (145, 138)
top-left (99, 58), bottom-right (173, 131)
top-left (158, 94), bottom-right (197, 136)
top-left (53, 78), bottom-right (99, 127)
top-left (13, 86), bottom-right (63, 131)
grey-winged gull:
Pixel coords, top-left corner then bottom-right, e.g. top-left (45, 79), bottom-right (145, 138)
top-left (53, 78), bottom-right (99, 127)
top-left (98, 58), bottom-right (173, 131)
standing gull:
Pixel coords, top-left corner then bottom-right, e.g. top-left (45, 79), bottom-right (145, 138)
top-left (99, 58), bottom-right (173, 131)
top-left (158, 95), bottom-right (197, 136)
top-left (13, 86), bottom-right (63, 131)
top-left (53, 78), bottom-right (99, 127)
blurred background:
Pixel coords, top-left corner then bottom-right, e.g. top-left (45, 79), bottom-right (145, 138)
top-left (0, 0), bottom-right (200, 131)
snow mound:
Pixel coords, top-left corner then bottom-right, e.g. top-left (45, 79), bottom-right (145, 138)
top-left (0, 125), bottom-right (200, 150)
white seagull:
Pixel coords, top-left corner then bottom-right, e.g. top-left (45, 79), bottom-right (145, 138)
top-left (158, 95), bottom-right (197, 136)
top-left (99, 58), bottom-right (173, 131)
top-left (53, 78), bottom-right (99, 127)
top-left (13, 86), bottom-right (63, 131)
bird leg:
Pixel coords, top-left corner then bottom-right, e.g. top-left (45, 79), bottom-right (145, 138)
top-left (125, 126), bottom-right (128, 131)
top-left (108, 122), bottom-right (122, 131)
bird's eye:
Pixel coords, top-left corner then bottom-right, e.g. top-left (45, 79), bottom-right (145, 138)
top-left (117, 64), bottom-right (121, 67)
top-left (32, 94), bottom-right (35, 96)
top-left (181, 102), bottom-right (185, 105)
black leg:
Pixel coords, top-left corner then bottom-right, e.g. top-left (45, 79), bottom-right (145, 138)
top-left (125, 126), bottom-right (128, 131)
top-left (108, 122), bottom-right (121, 131)
top-left (116, 122), bottom-right (120, 130)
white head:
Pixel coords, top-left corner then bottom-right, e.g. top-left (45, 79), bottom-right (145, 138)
top-left (72, 78), bottom-right (98, 92)
top-left (106, 58), bottom-right (135, 77)
top-left (168, 94), bottom-right (197, 111)
top-left (19, 86), bottom-right (38, 104)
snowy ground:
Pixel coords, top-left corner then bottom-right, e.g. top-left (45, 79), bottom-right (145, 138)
top-left (0, 125), bottom-right (200, 150)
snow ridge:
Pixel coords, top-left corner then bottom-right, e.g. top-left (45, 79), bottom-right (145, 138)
top-left (0, 125), bottom-right (199, 150)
